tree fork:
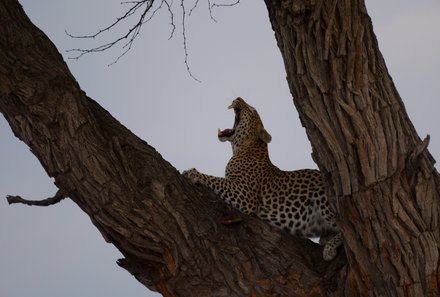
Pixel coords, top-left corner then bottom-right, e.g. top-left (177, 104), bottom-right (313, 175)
top-left (264, 0), bottom-right (440, 296)
top-left (1, 0), bottom-right (343, 296)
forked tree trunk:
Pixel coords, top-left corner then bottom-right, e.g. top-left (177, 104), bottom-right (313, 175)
top-left (1, 0), bottom-right (439, 296)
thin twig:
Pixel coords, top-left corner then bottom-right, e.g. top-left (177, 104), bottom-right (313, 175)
top-left (209, 0), bottom-right (241, 21)
top-left (164, 0), bottom-right (176, 39)
top-left (121, 0), bottom-right (145, 4)
top-left (108, 1), bottom-right (154, 66)
top-left (66, 1), bottom-right (145, 40)
top-left (180, 0), bottom-right (201, 82)
top-left (189, 0), bottom-right (201, 16)
top-left (188, 0), bottom-right (217, 22)
top-left (211, 0), bottom-right (241, 8)
top-left (207, 0), bottom-right (218, 22)
top-left (143, 0), bottom-right (165, 24)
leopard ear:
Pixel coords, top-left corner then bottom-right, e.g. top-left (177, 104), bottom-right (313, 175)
top-left (259, 128), bottom-right (272, 143)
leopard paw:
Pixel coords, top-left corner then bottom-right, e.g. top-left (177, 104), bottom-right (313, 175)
top-left (182, 168), bottom-right (202, 184)
top-left (323, 245), bottom-right (338, 261)
top-left (322, 233), bottom-right (342, 261)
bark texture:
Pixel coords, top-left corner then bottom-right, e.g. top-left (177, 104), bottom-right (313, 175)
top-left (0, 0), bottom-right (342, 296)
top-left (264, 0), bottom-right (440, 296)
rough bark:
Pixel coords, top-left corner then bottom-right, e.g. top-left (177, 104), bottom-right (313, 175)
top-left (264, 0), bottom-right (440, 296)
top-left (0, 0), bottom-right (343, 296)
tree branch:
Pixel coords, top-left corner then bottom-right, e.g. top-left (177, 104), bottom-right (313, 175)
top-left (66, 1), bottom-right (147, 40)
top-left (65, 0), bottom-right (201, 81)
top-left (180, 0), bottom-right (201, 82)
top-left (211, 0), bottom-right (241, 8)
top-left (66, 0), bottom-right (154, 65)
top-left (6, 189), bottom-right (68, 206)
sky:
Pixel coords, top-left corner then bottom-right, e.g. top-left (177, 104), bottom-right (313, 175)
top-left (0, 1), bottom-right (439, 296)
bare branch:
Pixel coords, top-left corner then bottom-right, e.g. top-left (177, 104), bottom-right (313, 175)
top-left (66, 0), bottom-right (201, 81)
top-left (121, 0), bottom-right (146, 4)
top-left (6, 189), bottom-right (68, 207)
top-left (207, 0), bottom-right (241, 21)
top-left (66, 1), bottom-right (146, 40)
top-left (164, 0), bottom-right (176, 39)
top-left (211, 0), bottom-right (241, 8)
top-left (108, 2), bottom-right (152, 66)
top-left (180, 0), bottom-right (201, 82)
top-left (188, 0), bottom-right (217, 22)
top-left (143, 0), bottom-right (166, 24)
top-left (189, 0), bottom-right (201, 16)
top-left (207, 0), bottom-right (218, 22)
top-left (66, 0), bottom-right (154, 64)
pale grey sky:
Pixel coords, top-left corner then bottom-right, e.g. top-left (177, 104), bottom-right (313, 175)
top-left (1, 1), bottom-right (439, 297)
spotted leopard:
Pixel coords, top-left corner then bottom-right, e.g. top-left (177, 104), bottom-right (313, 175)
top-left (183, 97), bottom-right (342, 260)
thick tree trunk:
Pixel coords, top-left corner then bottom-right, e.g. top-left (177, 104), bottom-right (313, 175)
top-left (264, 0), bottom-right (440, 296)
top-left (0, 0), bottom-right (342, 296)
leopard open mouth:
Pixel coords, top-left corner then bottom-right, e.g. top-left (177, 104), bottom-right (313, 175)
top-left (218, 106), bottom-right (240, 140)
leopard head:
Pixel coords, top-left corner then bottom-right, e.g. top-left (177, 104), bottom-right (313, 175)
top-left (218, 97), bottom-right (271, 151)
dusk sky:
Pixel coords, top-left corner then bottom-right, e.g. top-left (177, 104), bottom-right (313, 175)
top-left (1, 1), bottom-right (439, 296)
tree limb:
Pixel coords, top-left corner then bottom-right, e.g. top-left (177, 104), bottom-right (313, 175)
top-left (6, 189), bottom-right (68, 206)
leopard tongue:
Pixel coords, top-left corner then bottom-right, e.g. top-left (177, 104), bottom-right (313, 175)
top-left (218, 128), bottom-right (235, 138)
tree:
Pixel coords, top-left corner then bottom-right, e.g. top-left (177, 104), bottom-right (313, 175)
top-left (1, 0), bottom-right (439, 296)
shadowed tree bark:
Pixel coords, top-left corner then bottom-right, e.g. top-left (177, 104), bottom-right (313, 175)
top-left (1, 0), bottom-right (439, 297)
top-left (264, 1), bottom-right (440, 296)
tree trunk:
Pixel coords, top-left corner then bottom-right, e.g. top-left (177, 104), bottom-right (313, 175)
top-left (264, 0), bottom-right (440, 296)
top-left (1, 0), bottom-right (439, 296)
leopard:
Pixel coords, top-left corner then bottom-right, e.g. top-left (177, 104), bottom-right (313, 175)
top-left (183, 97), bottom-right (342, 260)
